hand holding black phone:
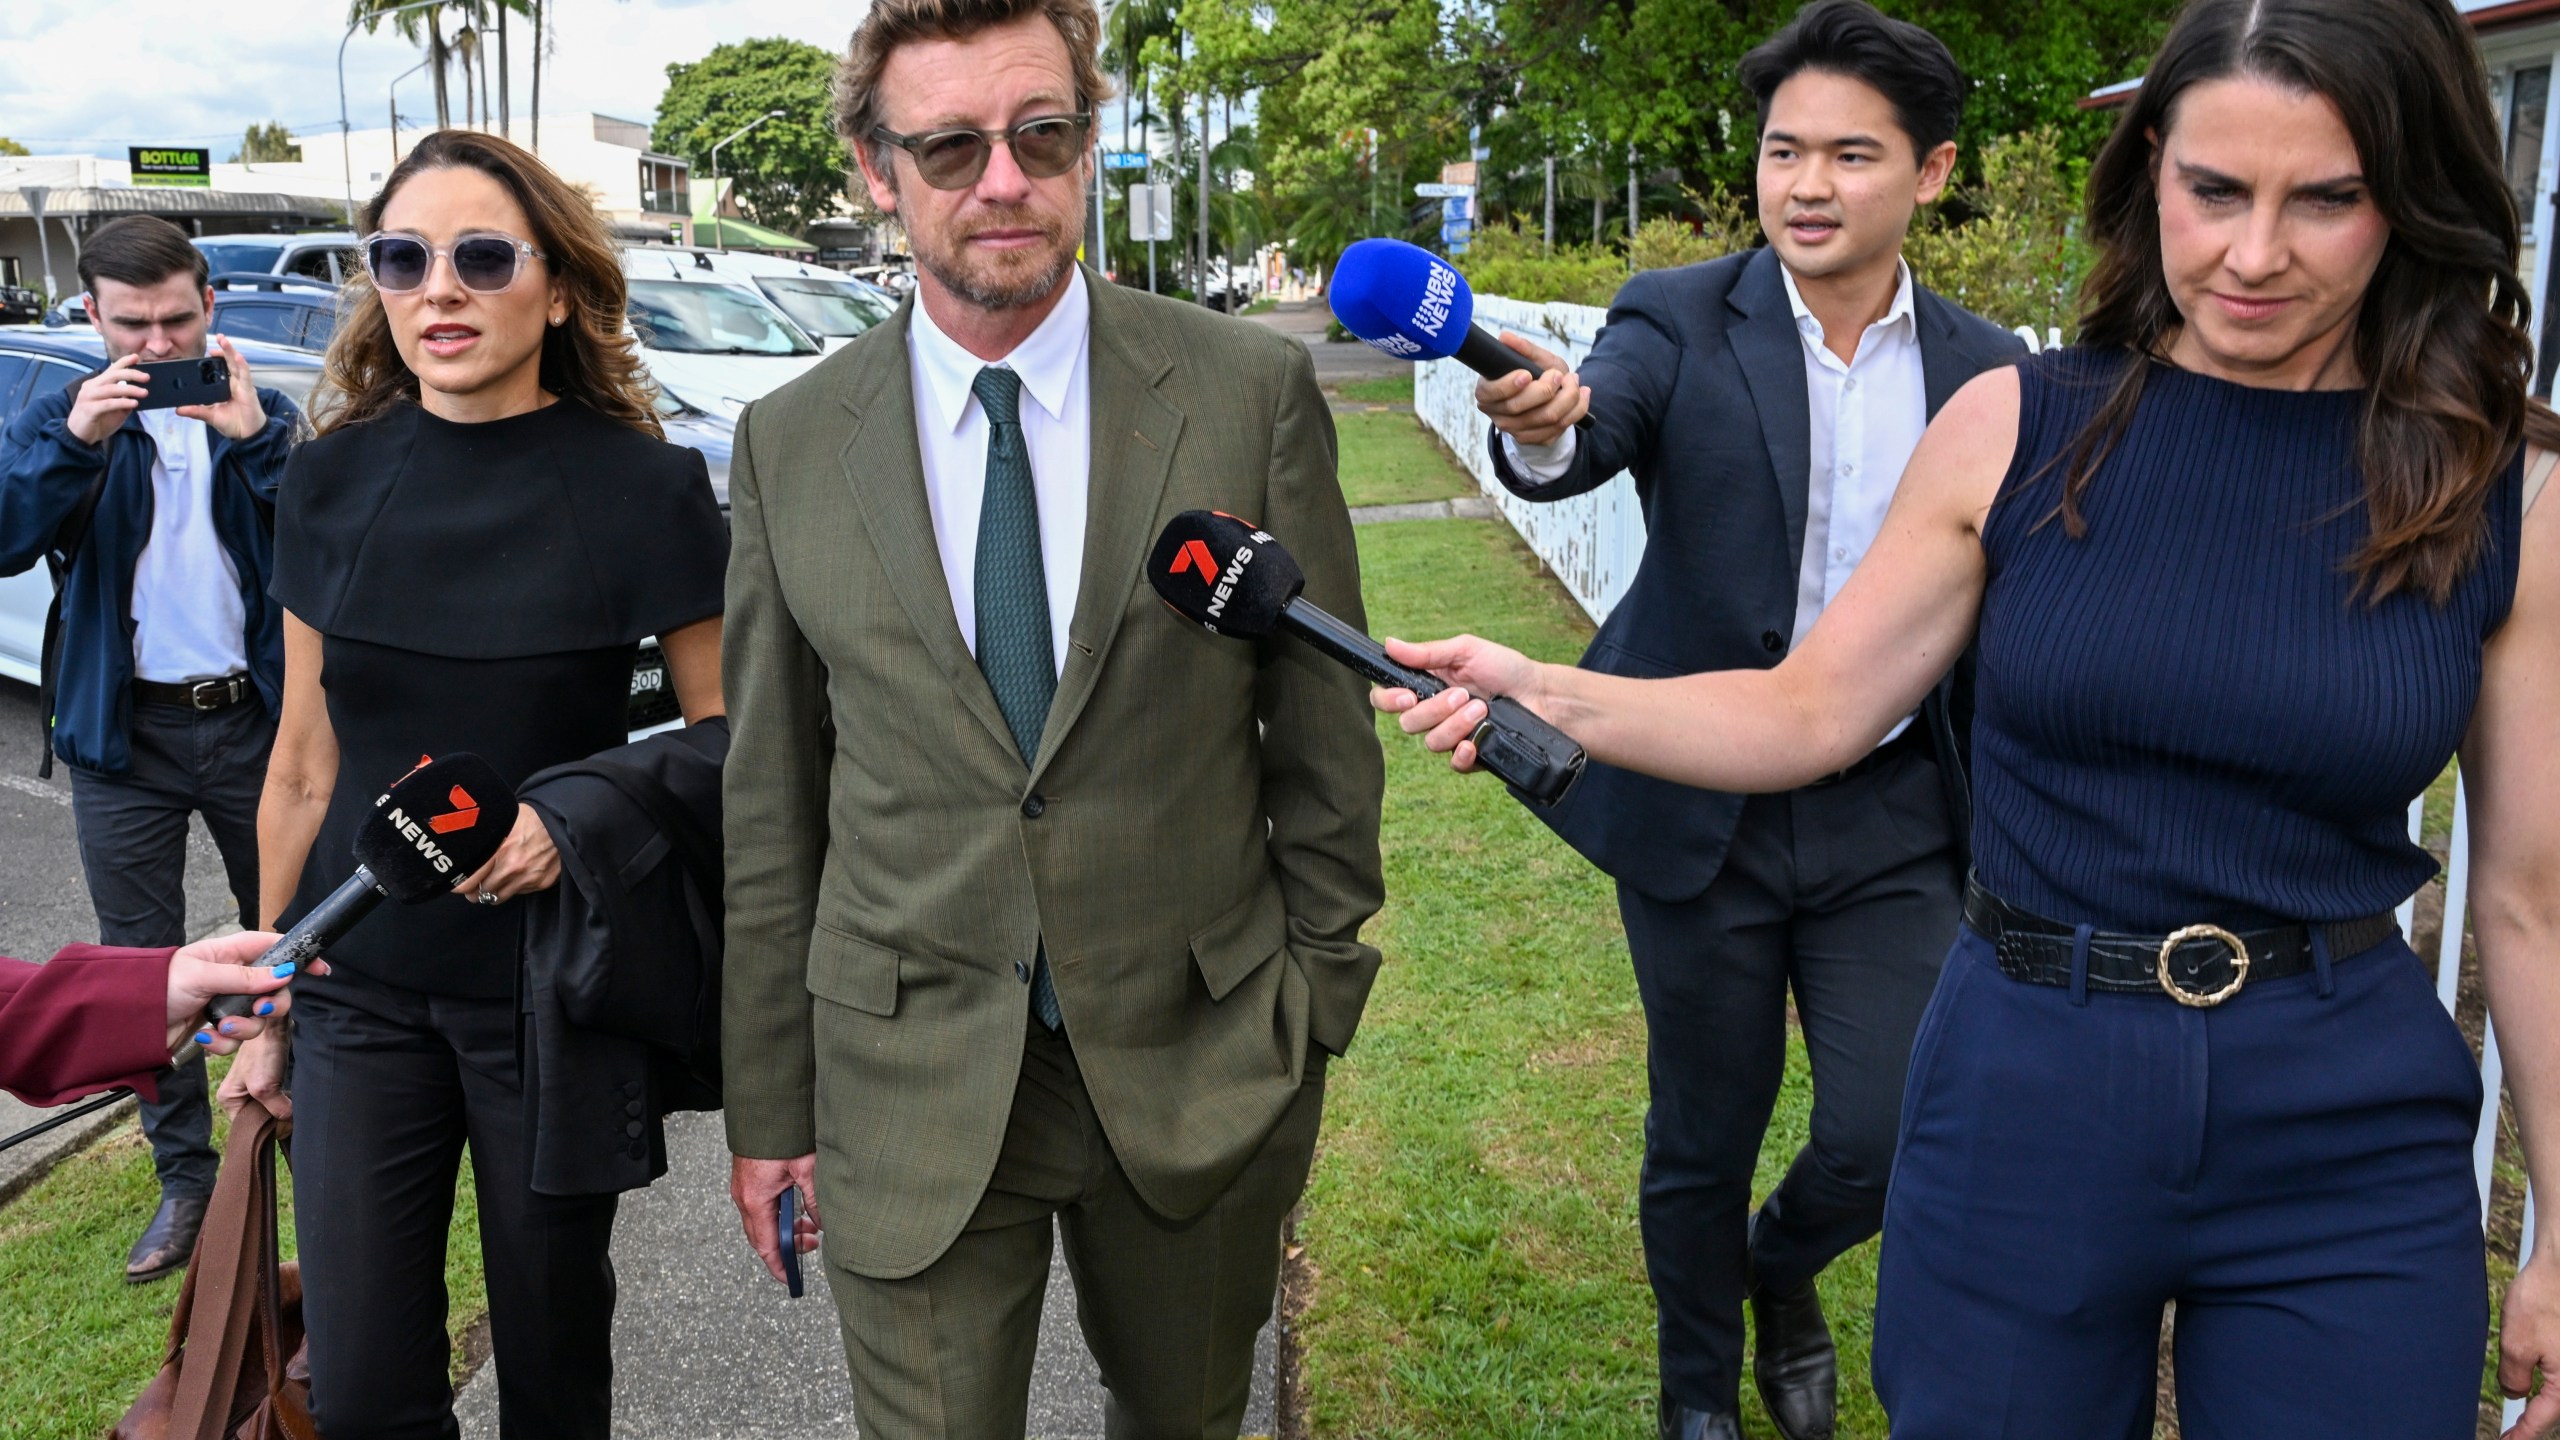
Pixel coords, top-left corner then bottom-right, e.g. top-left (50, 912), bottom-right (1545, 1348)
top-left (133, 355), bottom-right (231, 412)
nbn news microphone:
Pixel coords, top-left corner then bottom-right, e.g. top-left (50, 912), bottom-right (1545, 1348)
top-left (204, 753), bottom-right (518, 1022)
top-left (1328, 238), bottom-right (1590, 429)
top-left (1146, 510), bottom-right (1586, 806)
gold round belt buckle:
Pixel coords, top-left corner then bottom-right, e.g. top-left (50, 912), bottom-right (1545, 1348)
top-left (2157, 924), bottom-right (2250, 1007)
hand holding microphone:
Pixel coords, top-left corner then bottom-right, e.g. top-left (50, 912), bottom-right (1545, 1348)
top-left (1326, 237), bottom-right (1592, 444)
top-left (204, 753), bottom-right (520, 1028)
top-left (1147, 512), bottom-right (1585, 806)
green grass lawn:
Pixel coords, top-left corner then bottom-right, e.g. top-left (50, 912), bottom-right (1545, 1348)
top-left (1335, 412), bottom-right (1478, 510)
top-left (1333, 375), bottom-right (1415, 406)
top-left (0, 1060), bottom-right (489, 1439)
top-left (1310, 515), bottom-right (1880, 1437)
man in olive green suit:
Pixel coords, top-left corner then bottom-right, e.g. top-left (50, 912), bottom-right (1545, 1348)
top-left (719, 0), bottom-right (1384, 1434)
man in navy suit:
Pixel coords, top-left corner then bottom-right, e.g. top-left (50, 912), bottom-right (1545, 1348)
top-left (1478, 4), bottom-right (2023, 1436)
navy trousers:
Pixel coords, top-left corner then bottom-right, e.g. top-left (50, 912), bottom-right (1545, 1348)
top-left (1875, 926), bottom-right (2488, 1439)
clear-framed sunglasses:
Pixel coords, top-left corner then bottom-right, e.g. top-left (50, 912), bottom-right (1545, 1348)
top-left (363, 231), bottom-right (546, 295)
top-left (868, 113), bottom-right (1094, 191)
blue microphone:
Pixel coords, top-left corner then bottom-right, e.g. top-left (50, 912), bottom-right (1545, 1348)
top-left (1328, 237), bottom-right (1548, 383)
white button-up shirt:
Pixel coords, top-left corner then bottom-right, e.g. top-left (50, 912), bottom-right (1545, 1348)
top-left (908, 269), bottom-right (1092, 677)
top-left (130, 408), bottom-right (247, 683)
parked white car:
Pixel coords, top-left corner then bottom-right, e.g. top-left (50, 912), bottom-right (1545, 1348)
top-left (619, 265), bottom-right (825, 420)
top-left (626, 247), bottom-right (899, 352)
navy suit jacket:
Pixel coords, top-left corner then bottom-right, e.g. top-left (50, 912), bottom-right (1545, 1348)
top-left (1489, 245), bottom-right (2025, 902)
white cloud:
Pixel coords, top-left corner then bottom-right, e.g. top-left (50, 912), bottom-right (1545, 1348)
top-left (0, 0), bottom-right (873, 158)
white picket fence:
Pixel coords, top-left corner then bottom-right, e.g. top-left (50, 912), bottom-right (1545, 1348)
top-left (1414, 299), bottom-right (2528, 1422)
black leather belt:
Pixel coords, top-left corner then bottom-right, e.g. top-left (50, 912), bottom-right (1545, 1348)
top-left (133, 674), bottom-right (254, 712)
top-left (1964, 878), bottom-right (2398, 1008)
top-left (1805, 720), bottom-right (1924, 788)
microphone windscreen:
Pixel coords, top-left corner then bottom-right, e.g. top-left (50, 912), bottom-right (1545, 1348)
top-left (351, 753), bottom-right (522, 902)
top-left (1146, 511), bottom-right (1305, 640)
top-left (1326, 238), bottom-right (1475, 362)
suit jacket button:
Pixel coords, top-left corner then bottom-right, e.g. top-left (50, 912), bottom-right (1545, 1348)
top-left (1761, 630), bottom-right (1785, 654)
top-left (624, 1120), bottom-right (645, 1139)
top-left (1021, 794), bottom-right (1045, 818)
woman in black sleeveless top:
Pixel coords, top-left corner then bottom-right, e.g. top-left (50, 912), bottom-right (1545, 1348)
top-left (1376, 0), bottom-right (2560, 1432)
top-left (225, 131), bottom-right (725, 1439)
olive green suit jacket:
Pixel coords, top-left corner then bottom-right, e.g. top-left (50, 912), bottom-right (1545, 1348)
top-left (720, 274), bottom-right (1386, 1280)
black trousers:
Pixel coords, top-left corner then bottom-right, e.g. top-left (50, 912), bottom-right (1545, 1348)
top-left (67, 697), bottom-right (273, 1200)
top-left (1620, 740), bottom-right (1962, 1414)
top-left (289, 969), bottom-right (619, 1440)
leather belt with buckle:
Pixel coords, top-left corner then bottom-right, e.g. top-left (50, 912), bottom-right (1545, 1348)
top-left (1805, 720), bottom-right (1924, 788)
top-left (133, 674), bottom-right (253, 712)
top-left (1962, 878), bottom-right (2399, 1007)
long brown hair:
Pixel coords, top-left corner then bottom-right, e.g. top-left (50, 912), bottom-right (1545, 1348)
top-left (318, 129), bottom-right (660, 439)
top-left (2062, 0), bottom-right (2560, 603)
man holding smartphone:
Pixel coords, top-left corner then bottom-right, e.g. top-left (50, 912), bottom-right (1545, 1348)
top-left (0, 214), bottom-right (298, 1284)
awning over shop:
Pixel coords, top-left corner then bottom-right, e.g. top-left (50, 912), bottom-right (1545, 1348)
top-left (0, 187), bottom-right (346, 224)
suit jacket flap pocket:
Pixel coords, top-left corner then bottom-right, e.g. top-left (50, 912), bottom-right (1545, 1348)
top-left (806, 924), bottom-right (899, 1017)
top-left (1191, 884), bottom-right (1288, 1003)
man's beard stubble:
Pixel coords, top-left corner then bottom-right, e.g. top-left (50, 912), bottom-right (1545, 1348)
top-left (915, 203), bottom-right (1079, 312)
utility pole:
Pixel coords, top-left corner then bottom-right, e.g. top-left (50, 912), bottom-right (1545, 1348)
top-left (1543, 154), bottom-right (1555, 254)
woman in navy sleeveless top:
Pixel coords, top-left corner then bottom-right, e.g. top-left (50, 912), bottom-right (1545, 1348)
top-left (1373, 0), bottom-right (2560, 1432)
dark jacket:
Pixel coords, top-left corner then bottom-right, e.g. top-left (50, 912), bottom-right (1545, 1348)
top-left (0, 383), bottom-right (297, 773)
top-left (1489, 246), bottom-right (2024, 902)
top-left (518, 718), bottom-right (726, 1197)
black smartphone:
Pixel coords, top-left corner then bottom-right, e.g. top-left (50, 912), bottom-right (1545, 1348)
top-left (776, 1186), bottom-right (804, 1298)
top-left (133, 355), bottom-right (231, 412)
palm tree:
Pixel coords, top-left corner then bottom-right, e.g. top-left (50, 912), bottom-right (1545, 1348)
top-left (350, 1), bottom-right (531, 135)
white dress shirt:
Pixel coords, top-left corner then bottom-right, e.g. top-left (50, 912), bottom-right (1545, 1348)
top-left (1504, 261), bottom-right (1929, 746)
top-left (909, 269), bottom-right (1092, 677)
top-left (129, 408), bottom-right (248, 683)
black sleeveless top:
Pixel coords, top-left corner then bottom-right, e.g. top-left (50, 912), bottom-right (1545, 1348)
top-left (272, 399), bottom-right (726, 996)
top-left (1971, 348), bottom-right (2521, 932)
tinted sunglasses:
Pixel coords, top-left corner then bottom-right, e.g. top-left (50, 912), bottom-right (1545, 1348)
top-left (869, 113), bottom-right (1094, 191)
top-left (363, 231), bottom-right (545, 294)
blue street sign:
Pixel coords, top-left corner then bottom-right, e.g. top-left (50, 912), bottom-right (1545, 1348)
top-left (1102, 150), bottom-right (1150, 171)
top-left (1442, 195), bottom-right (1473, 223)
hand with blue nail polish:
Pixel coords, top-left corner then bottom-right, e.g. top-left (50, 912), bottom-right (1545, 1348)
top-left (165, 930), bottom-right (316, 1054)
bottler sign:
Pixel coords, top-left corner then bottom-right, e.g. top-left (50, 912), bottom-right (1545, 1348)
top-left (129, 147), bottom-right (211, 188)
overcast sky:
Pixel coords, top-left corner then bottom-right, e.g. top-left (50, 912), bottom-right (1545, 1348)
top-left (0, 0), bottom-right (873, 158)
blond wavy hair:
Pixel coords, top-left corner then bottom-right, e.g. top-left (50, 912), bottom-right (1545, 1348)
top-left (317, 129), bottom-right (661, 438)
top-left (833, 0), bottom-right (1116, 177)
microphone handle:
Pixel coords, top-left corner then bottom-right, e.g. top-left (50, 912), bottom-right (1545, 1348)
top-left (1277, 599), bottom-right (1588, 806)
top-left (1455, 325), bottom-right (1596, 436)
top-left (203, 866), bottom-right (385, 1024)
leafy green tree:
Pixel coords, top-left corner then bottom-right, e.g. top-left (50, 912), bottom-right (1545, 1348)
top-left (652, 37), bottom-right (846, 241)
top-left (230, 122), bottom-right (302, 164)
top-left (0, 137), bottom-right (28, 157)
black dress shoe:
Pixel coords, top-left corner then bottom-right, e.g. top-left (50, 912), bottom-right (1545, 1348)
top-left (1659, 1391), bottom-right (1742, 1440)
top-left (1749, 1276), bottom-right (1839, 1440)
top-left (125, 1193), bottom-right (208, 1285)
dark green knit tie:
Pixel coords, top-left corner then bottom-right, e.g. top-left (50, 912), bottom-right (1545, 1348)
top-left (971, 365), bottom-right (1062, 1031)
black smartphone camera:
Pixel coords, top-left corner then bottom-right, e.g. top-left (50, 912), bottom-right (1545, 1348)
top-left (134, 355), bottom-right (231, 412)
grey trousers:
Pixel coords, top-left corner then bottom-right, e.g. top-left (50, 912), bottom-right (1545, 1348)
top-left (67, 696), bottom-right (273, 1199)
top-left (829, 1017), bottom-right (1324, 1439)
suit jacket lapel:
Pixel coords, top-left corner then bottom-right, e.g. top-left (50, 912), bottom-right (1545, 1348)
top-left (1727, 247), bottom-right (1814, 573)
top-left (836, 298), bottom-right (1020, 763)
top-left (1030, 273), bottom-right (1182, 784)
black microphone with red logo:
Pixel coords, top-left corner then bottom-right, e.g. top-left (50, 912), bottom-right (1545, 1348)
top-left (1147, 511), bottom-right (1587, 806)
top-left (204, 753), bottom-right (518, 1022)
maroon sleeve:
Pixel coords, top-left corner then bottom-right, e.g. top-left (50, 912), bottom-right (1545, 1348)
top-left (0, 946), bottom-right (176, 1107)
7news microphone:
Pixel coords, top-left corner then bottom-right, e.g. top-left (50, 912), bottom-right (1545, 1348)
top-left (1147, 511), bottom-right (1586, 806)
top-left (1326, 237), bottom-right (1592, 432)
top-left (204, 753), bottom-right (518, 1023)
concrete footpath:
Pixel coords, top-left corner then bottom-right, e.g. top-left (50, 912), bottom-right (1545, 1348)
top-left (454, 1110), bottom-right (1277, 1439)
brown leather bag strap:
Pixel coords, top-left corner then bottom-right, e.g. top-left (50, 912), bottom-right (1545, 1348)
top-left (166, 1100), bottom-right (279, 1440)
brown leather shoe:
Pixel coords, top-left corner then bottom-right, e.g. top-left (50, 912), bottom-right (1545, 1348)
top-left (124, 1194), bottom-right (208, 1285)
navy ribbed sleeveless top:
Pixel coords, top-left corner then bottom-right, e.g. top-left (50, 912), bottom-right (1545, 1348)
top-left (1972, 347), bottom-right (2522, 932)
